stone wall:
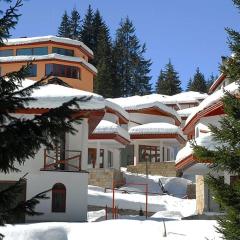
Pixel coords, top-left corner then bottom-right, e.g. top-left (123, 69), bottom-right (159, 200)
top-left (127, 162), bottom-right (176, 177)
top-left (88, 168), bottom-right (125, 188)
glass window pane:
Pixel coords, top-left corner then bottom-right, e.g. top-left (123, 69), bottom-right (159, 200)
top-left (33, 47), bottom-right (48, 55)
top-left (0, 49), bottom-right (13, 57)
top-left (52, 47), bottom-right (74, 56)
top-left (26, 64), bottom-right (37, 77)
top-left (45, 64), bottom-right (53, 75)
top-left (16, 48), bottom-right (32, 55)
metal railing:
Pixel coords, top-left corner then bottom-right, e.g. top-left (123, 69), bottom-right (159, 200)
top-left (43, 147), bottom-right (82, 171)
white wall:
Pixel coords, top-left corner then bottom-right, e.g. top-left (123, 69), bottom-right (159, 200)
top-left (195, 115), bottom-right (224, 137)
top-left (129, 113), bottom-right (175, 125)
top-left (103, 112), bottom-right (118, 123)
top-left (26, 171), bottom-right (88, 222)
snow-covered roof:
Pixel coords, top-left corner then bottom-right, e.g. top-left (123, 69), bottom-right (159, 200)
top-left (175, 134), bottom-right (218, 164)
top-left (185, 82), bottom-right (239, 126)
top-left (104, 100), bottom-right (129, 120)
top-left (93, 120), bottom-right (130, 141)
top-left (177, 107), bottom-right (199, 118)
top-left (129, 122), bottom-right (185, 138)
top-left (108, 96), bottom-right (181, 123)
top-left (0, 53), bottom-right (97, 74)
top-left (162, 91), bottom-right (208, 104)
top-left (4, 35), bottom-right (93, 56)
top-left (20, 79), bottom-right (105, 110)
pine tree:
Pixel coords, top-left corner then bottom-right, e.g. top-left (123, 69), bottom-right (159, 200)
top-left (112, 17), bottom-right (152, 97)
top-left (57, 11), bottom-right (71, 38)
top-left (186, 78), bottom-right (192, 91)
top-left (206, 73), bottom-right (217, 91)
top-left (0, 0), bottom-right (87, 231)
top-left (69, 7), bottom-right (81, 40)
top-left (189, 67), bottom-right (207, 93)
top-left (155, 70), bottom-right (165, 94)
top-left (94, 16), bottom-right (113, 97)
top-left (80, 5), bottom-right (94, 50)
top-left (155, 60), bottom-right (181, 95)
top-left (193, 1), bottom-right (240, 238)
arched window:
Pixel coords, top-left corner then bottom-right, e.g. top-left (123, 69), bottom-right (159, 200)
top-left (52, 183), bottom-right (66, 212)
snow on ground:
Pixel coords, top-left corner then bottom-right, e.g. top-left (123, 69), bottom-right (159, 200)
top-left (88, 172), bottom-right (196, 219)
top-left (0, 219), bottom-right (221, 240)
top-left (123, 170), bottom-right (192, 198)
top-left (87, 209), bottom-right (105, 222)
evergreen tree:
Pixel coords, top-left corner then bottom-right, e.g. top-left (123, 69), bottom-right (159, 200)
top-left (155, 70), bottom-right (165, 94)
top-left (189, 67), bottom-right (207, 93)
top-left (193, 1), bottom-right (240, 238)
top-left (57, 11), bottom-right (71, 38)
top-left (93, 15), bottom-right (113, 97)
top-left (0, 0), bottom-right (87, 231)
top-left (80, 5), bottom-right (94, 50)
top-left (207, 73), bottom-right (217, 91)
top-left (69, 7), bottom-right (81, 40)
top-left (112, 17), bottom-right (152, 97)
top-left (186, 78), bottom-right (192, 91)
top-left (155, 60), bottom-right (181, 95)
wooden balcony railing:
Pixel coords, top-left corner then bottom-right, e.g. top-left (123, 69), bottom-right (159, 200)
top-left (43, 148), bottom-right (82, 171)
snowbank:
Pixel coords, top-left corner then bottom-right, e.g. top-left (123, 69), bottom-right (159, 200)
top-left (0, 220), bottom-right (221, 240)
top-left (123, 171), bottom-right (192, 197)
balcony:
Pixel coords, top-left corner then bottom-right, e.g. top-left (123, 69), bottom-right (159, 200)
top-left (42, 148), bottom-right (82, 172)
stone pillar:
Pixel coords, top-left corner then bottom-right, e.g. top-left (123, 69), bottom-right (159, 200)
top-left (95, 141), bottom-right (100, 168)
top-left (159, 141), bottom-right (163, 162)
top-left (81, 119), bottom-right (88, 170)
top-left (196, 175), bottom-right (206, 214)
top-left (133, 143), bottom-right (139, 166)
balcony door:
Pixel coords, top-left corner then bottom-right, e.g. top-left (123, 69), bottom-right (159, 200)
top-left (88, 148), bottom-right (97, 168)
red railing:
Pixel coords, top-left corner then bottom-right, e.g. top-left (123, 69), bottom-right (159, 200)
top-left (43, 148), bottom-right (82, 171)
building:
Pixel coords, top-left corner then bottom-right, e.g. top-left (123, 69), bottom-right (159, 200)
top-left (0, 36), bottom-right (97, 91)
top-left (108, 95), bottom-right (187, 176)
top-left (0, 79), bottom-right (106, 222)
top-left (175, 77), bottom-right (238, 214)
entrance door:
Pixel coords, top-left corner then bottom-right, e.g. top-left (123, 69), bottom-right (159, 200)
top-left (88, 148), bottom-right (97, 168)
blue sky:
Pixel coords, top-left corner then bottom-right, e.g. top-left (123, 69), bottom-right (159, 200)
top-left (10, 0), bottom-right (240, 90)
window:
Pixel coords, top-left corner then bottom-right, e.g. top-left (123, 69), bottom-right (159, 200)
top-left (16, 47), bottom-right (48, 56)
top-left (88, 148), bottom-right (96, 167)
top-left (108, 151), bottom-right (113, 168)
top-left (52, 183), bottom-right (66, 212)
top-left (100, 149), bottom-right (104, 168)
top-left (45, 63), bottom-right (80, 79)
top-left (167, 148), bottom-right (170, 161)
top-left (0, 49), bottom-right (13, 57)
top-left (26, 64), bottom-right (37, 77)
top-left (139, 145), bottom-right (160, 163)
top-left (52, 47), bottom-right (74, 57)
top-left (33, 47), bottom-right (48, 55)
top-left (162, 147), bottom-right (165, 162)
